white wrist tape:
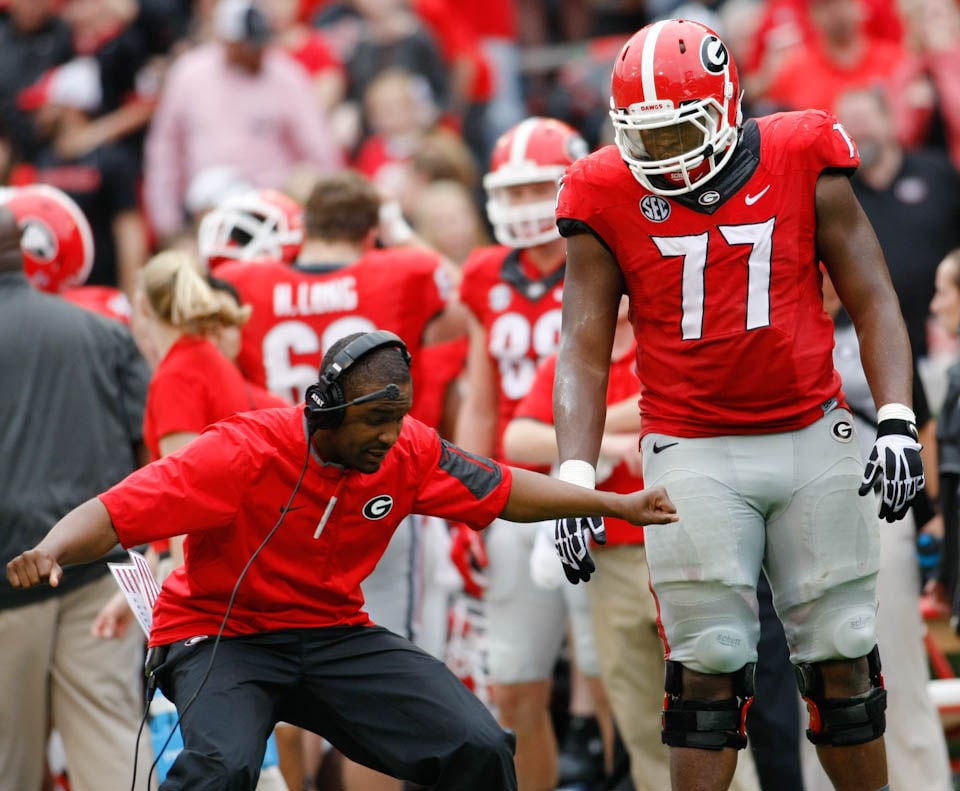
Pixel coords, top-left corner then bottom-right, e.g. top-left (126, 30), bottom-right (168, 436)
top-left (877, 403), bottom-right (916, 424)
top-left (558, 459), bottom-right (596, 490)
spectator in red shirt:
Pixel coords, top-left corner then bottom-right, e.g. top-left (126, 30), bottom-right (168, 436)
top-left (7, 330), bottom-right (678, 791)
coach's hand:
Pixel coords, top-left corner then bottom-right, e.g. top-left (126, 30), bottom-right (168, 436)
top-left (859, 409), bottom-right (925, 523)
top-left (7, 548), bottom-right (63, 589)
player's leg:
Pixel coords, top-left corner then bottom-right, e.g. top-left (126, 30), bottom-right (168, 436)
top-left (765, 411), bottom-right (887, 791)
top-left (287, 625), bottom-right (516, 790)
top-left (641, 432), bottom-right (771, 791)
top-left (483, 518), bottom-right (567, 790)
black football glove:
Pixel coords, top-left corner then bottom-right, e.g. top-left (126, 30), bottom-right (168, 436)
top-left (554, 516), bottom-right (607, 584)
top-left (858, 418), bottom-right (925, 523)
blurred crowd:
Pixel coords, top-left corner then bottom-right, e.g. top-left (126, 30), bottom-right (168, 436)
top-left (2, 0), bottom-right (960, 790)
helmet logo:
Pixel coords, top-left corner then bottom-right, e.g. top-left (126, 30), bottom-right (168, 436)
top-left (20, 219), bottom-right (58, 263)
top-left (698, 191), bottom-right (721, 206)
top-left (700, 36), bottom-right (728, 74)
top-left (639, 195), bottom-right (671, 222)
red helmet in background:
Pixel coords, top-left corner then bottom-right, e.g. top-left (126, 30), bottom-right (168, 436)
top-left (610, 19), bottom-right (742, 196)
top-left (198, 188), bottom-right (305, 270)
top-left (483, 117), bottom-right (589, 248)
top-left (2, 184), bottom-right (94, 293)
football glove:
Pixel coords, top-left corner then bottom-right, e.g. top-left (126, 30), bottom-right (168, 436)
top-left (858, 415), bottom-right (925, 523)
top-left (449, 523), bottom-right (488, 598)
top-left (555, 516), bottom-right (607, 584)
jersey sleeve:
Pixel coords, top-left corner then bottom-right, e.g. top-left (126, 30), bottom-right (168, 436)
top-left (410, 427), bottom-right (513, 529)
top-left (782, 110), bottom-right (861, 175)
top-left (512, 355), bottom-right (557, 424)
top-left (102, 420), bottom-right (256, 547)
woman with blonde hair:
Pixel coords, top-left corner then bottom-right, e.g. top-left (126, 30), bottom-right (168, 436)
top-left (135, 250), bottom-right (262, 462)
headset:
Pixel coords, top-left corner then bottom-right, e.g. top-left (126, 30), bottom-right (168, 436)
top-left (304, 330), bottom-right (412, 432)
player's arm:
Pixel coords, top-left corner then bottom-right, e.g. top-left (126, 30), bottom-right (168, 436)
top-left (554, 232), bottom-right (624, 467)
top-left (7, 498), bottom-right (119, 589)
top-left (816, 173), bottom-right (913, 407)
top-left (454, 309), bottom-right (498, 458)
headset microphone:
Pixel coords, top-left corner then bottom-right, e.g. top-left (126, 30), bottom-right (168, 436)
top-left (309, 383), bottom-right (401, 413)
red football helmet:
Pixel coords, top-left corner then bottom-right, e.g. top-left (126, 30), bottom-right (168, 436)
top-left (198, 188), bottom-right (305, 269)
top-left (2, 184), bottom-right (94, 293)
top-left (609, 19), bottom-right (742, 196)
top-left (483, 117), bottom-right (589, 248)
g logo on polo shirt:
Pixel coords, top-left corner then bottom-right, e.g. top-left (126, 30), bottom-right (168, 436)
top-left (363, 495), bottom-right (394, 520)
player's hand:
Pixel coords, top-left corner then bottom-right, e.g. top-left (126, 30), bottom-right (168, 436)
top-left (622, 486), bottom-right (680, 526)
top-left (858, 418), bottom-right (925, 522)
top-left (450, 523), bottom-right (488, 598)
top-left (6, 549), bottom-right (63, 589)
top-left (555, 516), bottom-right (606, 584)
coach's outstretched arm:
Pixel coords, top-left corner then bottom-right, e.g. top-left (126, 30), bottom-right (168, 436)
top-left (6, 498), bottom-right (117, 589)
top-left (501, 466), bottom-right (677, 526)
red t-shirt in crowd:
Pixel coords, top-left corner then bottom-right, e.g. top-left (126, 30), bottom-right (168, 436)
top-left (102, 407), bottom-right (512, 646)
top-left (512, 349), bottom-right (644, 546)
top-left (557, 110), bottom-right (851, 438)
top-left (458, 246), bottom-right (564, 464)
top-left (142, 334), bottom-right (261, 460)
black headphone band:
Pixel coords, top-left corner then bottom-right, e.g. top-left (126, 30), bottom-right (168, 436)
top-left (319, 330), bottom-right (411, 388)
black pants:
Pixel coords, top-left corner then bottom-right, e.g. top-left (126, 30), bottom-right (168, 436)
top-left (156, 626), bottom-right (517, 791)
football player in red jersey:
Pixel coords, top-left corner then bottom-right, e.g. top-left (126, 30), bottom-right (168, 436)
top-left (454, 116), bottom-right (591, 791)
top-left (7, 331), bottom-right (679, 791)
top-left (3, 183), bottom-right (133, 323)
top-left (554, 18), bottom-right (922, 791)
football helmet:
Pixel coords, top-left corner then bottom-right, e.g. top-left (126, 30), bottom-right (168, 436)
top-left (483, 117), bottom-right (589, 248)
top-left (609, 19), bottom-right (742, 196)
top-left (198, 188), bottom-right (304, 269)
top-left (2, 184), bottom-right (94, 293)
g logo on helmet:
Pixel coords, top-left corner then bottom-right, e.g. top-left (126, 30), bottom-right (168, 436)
top-left (700, 36), bottom-right (729, 74)
top-left (20, 218), bottom-right (58, 263)
top-left (363, 495), bottom-right (394, 520)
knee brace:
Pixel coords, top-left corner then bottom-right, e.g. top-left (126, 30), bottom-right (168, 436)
top-left (661, 660), bottom-right (755, 751)
top-left (795, 645), bottom-right (887, 747)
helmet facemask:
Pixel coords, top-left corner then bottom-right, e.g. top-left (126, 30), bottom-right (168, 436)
top-left (611, 95), bottom-right (739, 196)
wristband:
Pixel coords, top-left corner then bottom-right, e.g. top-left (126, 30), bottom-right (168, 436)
top-left (558, 459), bottom-right (596, 490)
top-left (877, 403), bottom-right (916, 424)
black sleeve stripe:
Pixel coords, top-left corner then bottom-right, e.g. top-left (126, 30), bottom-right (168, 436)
top-left (439, 439), bottom-right (503, 500)
top-left (556, 218), bottom-right (616, 258)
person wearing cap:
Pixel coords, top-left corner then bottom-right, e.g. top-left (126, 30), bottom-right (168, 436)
top-left (144, 0), bottom-right (343, 244)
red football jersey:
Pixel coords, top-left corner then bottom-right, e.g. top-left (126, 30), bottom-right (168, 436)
top-left (102, 407), bottom-right (512, 645)
top-left (143, 335), bottom-right (263, 460)
top-left (216, 251), bottom-right (449, 414)
top-left (459, 245), bottom-right (565, 461)
top-left (557, 110), bottom-right (855, 437)
top-left (513, 350), bottom-right (645, 545)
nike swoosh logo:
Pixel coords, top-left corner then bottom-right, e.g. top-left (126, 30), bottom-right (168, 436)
top-left (652, 441), bottom-right (679, 454)
top-left (744, 185), bottom-right (770, 205)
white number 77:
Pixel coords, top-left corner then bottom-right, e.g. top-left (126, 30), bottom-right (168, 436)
top-left (652, 218), bottom-right (776, 341)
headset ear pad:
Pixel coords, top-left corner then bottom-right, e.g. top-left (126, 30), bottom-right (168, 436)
top-left (304, 379), bottom-right (346, 431)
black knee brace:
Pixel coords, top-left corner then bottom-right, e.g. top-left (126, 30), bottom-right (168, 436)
top-left (795, 645), bottom-right (887, 747)
top-left (661, 661), bottom-right (755, 751)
